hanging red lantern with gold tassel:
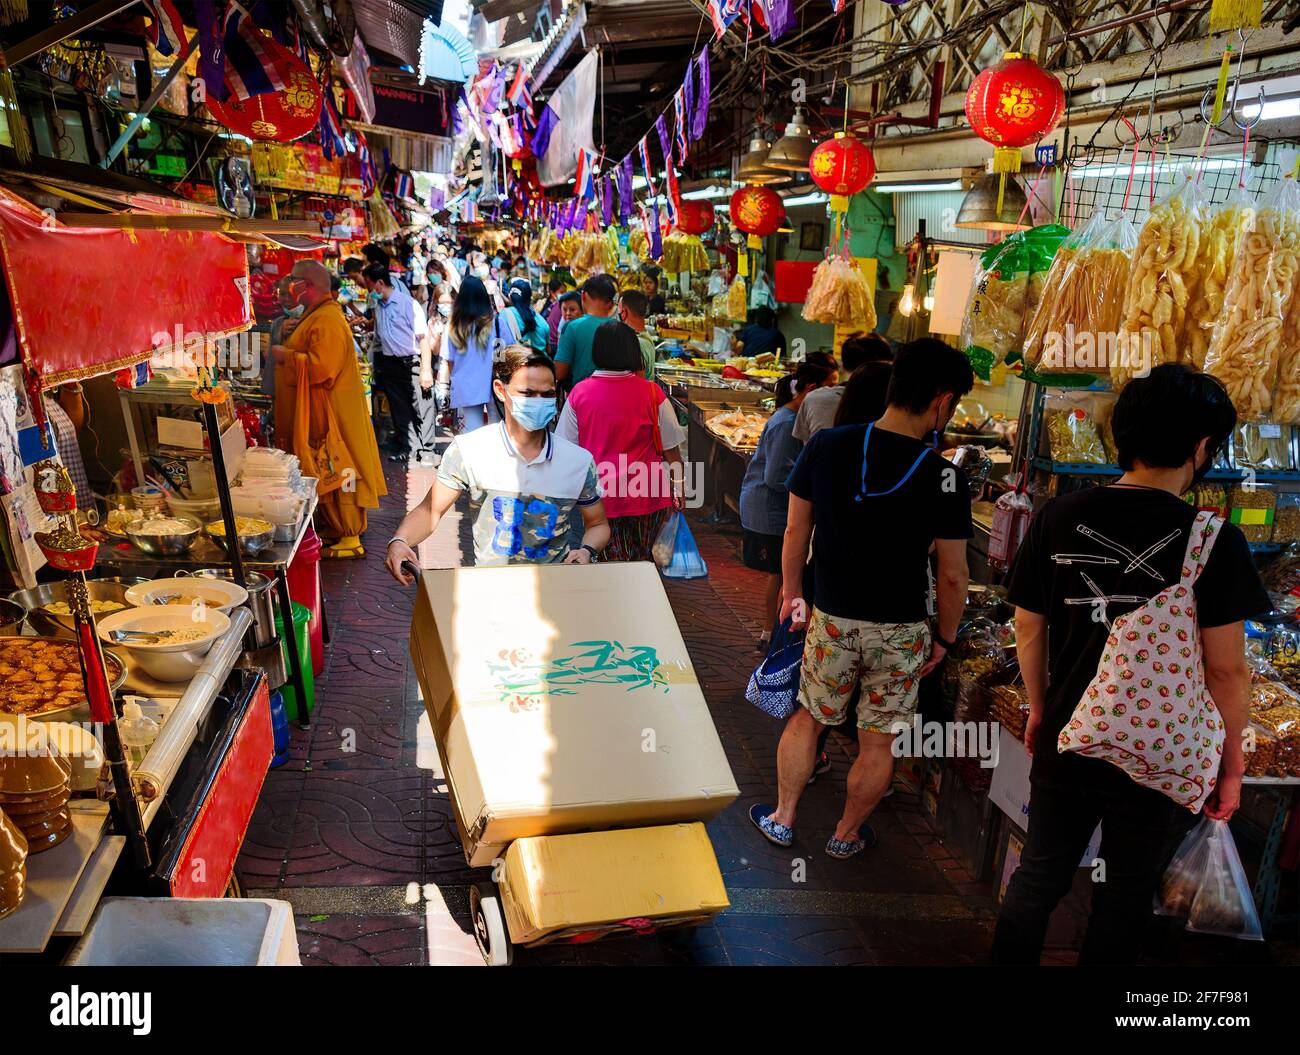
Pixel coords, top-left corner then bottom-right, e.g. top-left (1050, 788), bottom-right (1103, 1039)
top-left (729, 185), bottom-right (783, 250)
top-left (965, 52), bottom-right (1065, 211)
top-left (676, 199), bottom-right (715, 236)
top-left (809, 134), bottom-right (875, 208)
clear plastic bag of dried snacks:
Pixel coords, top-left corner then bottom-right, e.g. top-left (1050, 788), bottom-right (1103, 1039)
top-left (1114, 179), bottom-right (1208, 389)
top-left (1024, 212), bottom-right (1136, 373)
top-left (1205, 178), bottom-right (1300, 421)
top-left (1043, 391), bottom-right (1114, 465)
top-left (1232, 421), bottom-right (1293, 472)
top-left (1184, 187), bottom-right (1253, 370)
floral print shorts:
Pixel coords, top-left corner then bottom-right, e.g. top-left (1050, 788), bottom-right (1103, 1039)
top-left (798, 609), bottom-right (931, 733)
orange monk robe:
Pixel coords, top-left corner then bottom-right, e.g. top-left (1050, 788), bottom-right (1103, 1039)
top-left (274, 299), bottom-right (386, 537)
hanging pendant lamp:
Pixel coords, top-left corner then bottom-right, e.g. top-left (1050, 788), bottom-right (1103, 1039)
top-left (765, 108), bottom-right (815, 172)
top-left (737, 131), bottom-right (792, 185)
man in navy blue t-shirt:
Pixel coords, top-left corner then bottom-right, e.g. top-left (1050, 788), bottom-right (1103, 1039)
top-left (750, 339), bottom-right (975, 860)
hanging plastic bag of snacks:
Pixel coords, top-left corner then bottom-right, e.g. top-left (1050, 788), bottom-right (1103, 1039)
top-left (987, 485), bottom-right (1034, 572)
top-left (1023, 212), bottom-right (1136, 373)
top-left (802, 252), bottom-right (876, 330)
top-left (1114, 179), bottom-right (1208, 389)
top-left (1043, 391), bottom-right (1114, 465)
top-left (1184, 188), bottom-right (1252, 369)
top-left (961, 225), bottom-right (1070, 379)
top-left (1204, 178), bottom-right (1300, 421)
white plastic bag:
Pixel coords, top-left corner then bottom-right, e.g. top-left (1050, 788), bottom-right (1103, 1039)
top-left (1154, 816), bottom-right (1264, 940)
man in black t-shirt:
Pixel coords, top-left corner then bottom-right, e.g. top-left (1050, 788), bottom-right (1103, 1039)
top-left (750, 339), bottom-right (975, 860)
top-left (993, 364), bottom-right (1267, 965)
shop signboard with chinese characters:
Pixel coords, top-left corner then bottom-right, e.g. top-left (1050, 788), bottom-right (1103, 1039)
top-left (409, 563), bottom-right (739, 866)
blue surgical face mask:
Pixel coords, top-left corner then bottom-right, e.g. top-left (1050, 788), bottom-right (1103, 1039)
top-left (286, 304), bottom-right (305, 317)
top-left (510, 393), bottom-right (557, 432)
top-left (429, 274), bottom-right (442, 288)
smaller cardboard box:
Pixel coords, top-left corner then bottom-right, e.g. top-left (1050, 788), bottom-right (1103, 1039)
top-left (499, 823), bottom-right (729, 946)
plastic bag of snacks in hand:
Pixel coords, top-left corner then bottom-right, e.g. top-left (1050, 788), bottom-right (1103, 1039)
top-left (1114, 180), bottom-right (1208, 389)
top-left (1154, 818), bottom-right (1263, 940)
top-left (802, 253), bottom-right (876, 329)
top-left (961, 225), bottom-right (1069, 378)
top-left (1023, 212), bottom-right (1136, 372)
top-left (1043, 391), bottom-right (1114, 465)
top-left (1184, 189), bottom-right (1252, 369)
top-left (1204, 178), bottom-right (1300, 421)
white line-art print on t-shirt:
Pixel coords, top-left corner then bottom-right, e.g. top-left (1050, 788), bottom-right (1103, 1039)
top-left (1052, 523), bottom-right (1182, 626)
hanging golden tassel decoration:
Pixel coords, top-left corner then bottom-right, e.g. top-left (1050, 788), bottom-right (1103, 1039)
top-left (0, 2), bottom-right (28, 27)
top-left (0, 50), bottom-right (32, 165)
top-left (1209, 0), bottom-right (1262, 34)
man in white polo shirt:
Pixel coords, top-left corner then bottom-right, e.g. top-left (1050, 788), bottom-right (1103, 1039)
top-left (385, 346), bottom-right (610, 579)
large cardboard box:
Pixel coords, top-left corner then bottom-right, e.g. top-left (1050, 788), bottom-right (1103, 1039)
top-left (409, 562), bottom-right (739, 866)
top-left (499, 823), bottom-right (730, 946)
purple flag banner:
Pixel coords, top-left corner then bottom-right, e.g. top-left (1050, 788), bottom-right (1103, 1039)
top-left (691, 50), bottom-right (710, 140)
top-left (532, 105), bottom-right (558, 161)
top-left (649, 201), bottom-right (664, 261)
top-left (601, 176), bottom-right (614, 227)
top-left (683, 61), bottom-right (695, 143)
top-left (767, 0), bottom-right (794, 41)
top-left (618, 155), bottom-right (634, 223)
top-left (193, 0), bottom-right (227, 102)
top-left (654, 114), bottom-right (671, 173)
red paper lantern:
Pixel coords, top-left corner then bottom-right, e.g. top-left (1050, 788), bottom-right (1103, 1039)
top-left (964, 53), bottom-right (1065, 161)
top-left (808, 134), bottom-right (875, 199)
top-left (205, 33), bottom-right (323, 143)
top-left (676, 199), bottom-right (715, 236)
top-left (730, 185), bottom-right (783, 248)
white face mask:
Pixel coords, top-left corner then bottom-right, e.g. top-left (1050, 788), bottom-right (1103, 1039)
top-left (286, 304), bottom-right (306, 317)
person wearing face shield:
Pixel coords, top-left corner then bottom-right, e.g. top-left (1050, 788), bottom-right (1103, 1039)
top-left (385, 346), bottom-right (609, 581)
top-left (993, 363), bottom-right (1265, 966)
top-left (752, 339), bottom-right (975, 863)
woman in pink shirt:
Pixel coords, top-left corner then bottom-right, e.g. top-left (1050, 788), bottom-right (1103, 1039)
top-left (556, 321), bottom-right (686, 561)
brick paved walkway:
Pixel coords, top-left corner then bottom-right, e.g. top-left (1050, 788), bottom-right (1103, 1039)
top-left (237, 452), bottom-right (1284, 966)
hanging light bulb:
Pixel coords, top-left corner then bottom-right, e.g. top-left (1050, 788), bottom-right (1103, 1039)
top-left (923, 287), bottom-right (935, 313)
top-left (899, 283), bottom-right (916, 317)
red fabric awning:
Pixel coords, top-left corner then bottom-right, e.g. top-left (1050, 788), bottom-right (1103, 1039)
top-left (0, 188), bottom-right (251, 388)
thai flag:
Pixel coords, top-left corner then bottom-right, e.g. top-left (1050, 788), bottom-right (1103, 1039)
top-left (709, 0), bottom-right (745, 38)
top-left (508, 64), bottom-right (535, 125)
top-left (357, 134), bottom-right (376, 196)
top-left (664, 164), bottom-right (680, 225)
top-left (462, 199), bottom-right (479, 223)
top-left (638, 137), bottom-right (655, 192)
top-left (223, 4), bottom-right (292, 102)
top-left (574, 149), bottom-right (596, 201)
top-left (673, 91), bottom-right (689, 163)
top-left (143, 0), bottom-right (186, 57)
top-left (831, 0), bottom-right (845, 10)
top-left (116, 361), bottom-right (152, 389)
top-left (318, 88), bottom-right (347, 160)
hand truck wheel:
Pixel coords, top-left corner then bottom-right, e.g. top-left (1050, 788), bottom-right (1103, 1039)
top-left (470, 881), bottom-right (513, 966)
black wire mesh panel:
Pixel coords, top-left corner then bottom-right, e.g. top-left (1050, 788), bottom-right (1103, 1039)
top-left (1062, 146), bottom-right (1282, 228)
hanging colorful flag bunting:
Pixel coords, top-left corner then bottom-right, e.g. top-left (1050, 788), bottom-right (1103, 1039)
top-left (664, 163), bottom-right (681, 225)
top-left (574, 149), bottom-right (597, 200)
top-left (601, 176), bottom-right (614, 226)
top-left (709, 0), bottom-right (746, 38)
top-left (507, 63), bottom-right (536, 128)
top-left (649, 200), bottom-right (664, 260)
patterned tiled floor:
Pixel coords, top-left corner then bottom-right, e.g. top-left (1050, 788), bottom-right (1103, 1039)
top-left (238, 449), bottom-right (1288, 967)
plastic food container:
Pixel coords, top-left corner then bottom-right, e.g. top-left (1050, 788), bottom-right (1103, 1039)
top-left (164, 493), bottom-right (223, 523)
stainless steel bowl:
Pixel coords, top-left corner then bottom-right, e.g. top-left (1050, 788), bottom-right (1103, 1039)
top-left (206, 521), bottom-right (276, 558)
top-left (126, 514), bottom-right (203, 557)
top-left (0, 598), bottom-right (26, 637)
top-left (6, 578), bottom-right (142, 638)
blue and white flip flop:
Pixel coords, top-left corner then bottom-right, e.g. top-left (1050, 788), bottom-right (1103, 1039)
top-left (749, 803), bottom-right (793, 848)
top-left (826, 823), bottom-right (877, 860)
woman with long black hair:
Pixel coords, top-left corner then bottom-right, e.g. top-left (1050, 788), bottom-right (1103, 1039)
top-left (442, 275), bottom-right (520, 432)
top-left (503, 278), bottom-right (550, 352)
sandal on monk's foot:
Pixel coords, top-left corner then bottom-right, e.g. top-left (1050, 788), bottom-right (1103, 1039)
top-left (322, 537), bottom-right (366, 559)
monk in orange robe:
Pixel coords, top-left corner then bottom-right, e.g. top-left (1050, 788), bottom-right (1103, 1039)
top-left (272, 260), bottom-right (385, 558)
